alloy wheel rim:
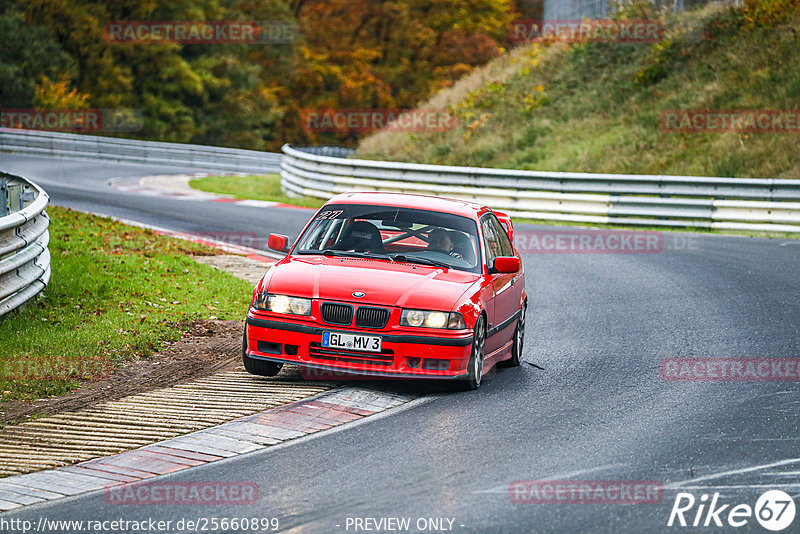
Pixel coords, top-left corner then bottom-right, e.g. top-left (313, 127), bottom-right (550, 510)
top-left (473, 318), bottom-right (485, 386)
top-left (517, 305), bottom-right (526, 350)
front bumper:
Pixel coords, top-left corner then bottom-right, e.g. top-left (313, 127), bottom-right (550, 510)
top-left (245, 315), bottom-right (473, 380)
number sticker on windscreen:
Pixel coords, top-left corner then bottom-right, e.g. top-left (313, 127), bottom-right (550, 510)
top-left (315, 210), bottom-right (344, 221)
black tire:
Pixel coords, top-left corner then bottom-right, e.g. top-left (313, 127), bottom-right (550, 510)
top-left (462, 315), bottom-right (486, 390)
top-left (500, 303), bottom-right (526, 368)
top-left (242, 325), bottom-right (283, 377)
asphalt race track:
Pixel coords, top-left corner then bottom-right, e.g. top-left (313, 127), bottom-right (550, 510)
top-left (0, 154), bottom-right (310, 245)
top-left (2, 154), bottom-right (799, 533)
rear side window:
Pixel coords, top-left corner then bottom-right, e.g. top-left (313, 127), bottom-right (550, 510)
top-left (480, 214), bottom-right (513, 267)
top-left (489, 215), bottom-right (514, 256)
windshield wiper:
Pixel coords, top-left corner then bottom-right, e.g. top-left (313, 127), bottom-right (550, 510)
top-left (390, 254), bottom-right (450, 269)
top-left (321, 249), bottom-right (393, 261)
top-left (320, 249), bottom-right (447, 268)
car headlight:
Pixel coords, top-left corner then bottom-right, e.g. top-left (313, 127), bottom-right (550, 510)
top-left (253, 293), bottom-right (311, 316)
top-left (400, 309), bottom-right (466, 329)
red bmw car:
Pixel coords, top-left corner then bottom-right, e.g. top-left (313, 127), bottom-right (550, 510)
top-left (243, 192), bottom-right (526, 389)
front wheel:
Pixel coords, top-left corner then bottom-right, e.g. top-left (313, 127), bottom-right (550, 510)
top-left (242, 326), bottom-right (283, 377)
top-left (463, 315), bottom-right (486, 390)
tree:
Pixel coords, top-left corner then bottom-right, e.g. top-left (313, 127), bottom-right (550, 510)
top-left (0, 9), bottom-right (76, 108)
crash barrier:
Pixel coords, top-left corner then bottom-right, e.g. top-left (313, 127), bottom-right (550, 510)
top-left (280, 144), bottom-right (800, 232)
top-left (0, 172), bottom-right (50, 317)
top-left (0, 128), bottom-right (281, 174)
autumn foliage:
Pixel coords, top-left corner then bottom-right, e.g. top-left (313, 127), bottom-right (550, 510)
top-left (0, 0), bottom-right (515, 150)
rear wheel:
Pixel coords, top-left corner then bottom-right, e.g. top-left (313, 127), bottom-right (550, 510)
top-left (242, 325), bottom-right (283, 377)
top-left (463, 315), bottom-right (486, 390)
top-left (500, 303), bottom-right (526, 368)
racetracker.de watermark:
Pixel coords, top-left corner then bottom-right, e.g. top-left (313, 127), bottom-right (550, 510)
top-left (0, 517), bottom-right (280, 534)
top-left (661, 110), bottom-right (800, 134)
top-left (509, 480), bottom-right (663, 504)
top-left (1, 108), bottom-right (142, 133)
top-left (514, 229), bottom-right (652, 253)
top-left (300, 366), bottom-right (383, 381)
top-left (104, 481), bottom-right (258, 505)
top-left (300, 109), bottom-right (457, 133)
top-left (104, 21), bottom-right (299, 44)
top-left (1, 359), bottom-right (112, 380)
top-left (510, 19), bottom-right (664, 43)
top-left (661, 358), bottom-right (800, 381)
top-left (194, 231), bottom-right (262, 250)
top-left (513, 229), bottom-right (699, 254)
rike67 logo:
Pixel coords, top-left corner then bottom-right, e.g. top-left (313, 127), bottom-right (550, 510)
top-left (668, 490), bottom-right (796, 531)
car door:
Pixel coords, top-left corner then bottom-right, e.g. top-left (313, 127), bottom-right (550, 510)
top-left (489, 214), bottom-right (523, 331)
top-left (480, 214), bottom-right (519, 354)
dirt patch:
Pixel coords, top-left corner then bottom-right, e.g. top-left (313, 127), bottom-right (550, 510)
top-left (0, 320), bottom-right (245, 425)
top-left (194, 254), bottom-right (271, 285)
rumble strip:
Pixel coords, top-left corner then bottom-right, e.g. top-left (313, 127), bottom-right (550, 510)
top-left (0, 387), bottom-right (415, 511)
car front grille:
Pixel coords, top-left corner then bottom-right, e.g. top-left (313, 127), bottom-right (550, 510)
top-left (355, 307), bottom-right (390, 329)
top-left (321, 303), bottom-right (353, 325)
top-left (308, 343), bottom-right (394, 366)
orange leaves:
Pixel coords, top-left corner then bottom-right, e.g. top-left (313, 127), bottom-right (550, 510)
top-left (34, 75), bottom-right (90, 109)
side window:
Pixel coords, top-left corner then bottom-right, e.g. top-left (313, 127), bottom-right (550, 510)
top-left (480, 217), bottom-right (500, 267)
top-left (489, 215), bottom-right (514, 257)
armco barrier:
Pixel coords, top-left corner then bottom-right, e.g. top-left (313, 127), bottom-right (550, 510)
top-left (0, 128), bottom-right (281, 174)
top-left (0, 172), bottom-right (50, 317)
top-left (281, 144), bottom-right (800, 233)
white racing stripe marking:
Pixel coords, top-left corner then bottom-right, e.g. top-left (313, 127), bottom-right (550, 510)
top-left (235, 199), bottom-right (281, 208)
top-left (672, 484), bottom-right (800, 490)
top-left (666, 458), bottom-right (800, 489)
top-left (109, 173), bottom-right (315, 210)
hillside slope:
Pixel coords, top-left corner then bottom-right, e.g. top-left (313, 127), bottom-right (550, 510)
top-left (357, 0), bottom-right (800, 179)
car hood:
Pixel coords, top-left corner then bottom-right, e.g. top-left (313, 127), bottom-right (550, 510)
top-left (264, 255), bottom-right (480, 310)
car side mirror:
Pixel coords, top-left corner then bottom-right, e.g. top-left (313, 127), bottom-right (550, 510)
top-left (493, 256), bottom-right (520, 273)
top-left (268, 233), bottom-right (289, 253)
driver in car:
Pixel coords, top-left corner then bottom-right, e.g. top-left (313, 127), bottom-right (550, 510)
top-left (427, 228), bottom-right (463, 259)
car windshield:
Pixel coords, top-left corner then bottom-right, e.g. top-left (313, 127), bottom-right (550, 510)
top-left (294, 204), bottom-right (481, 273)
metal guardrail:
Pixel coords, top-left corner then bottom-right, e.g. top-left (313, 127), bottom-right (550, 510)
top-left (281, 144), bottom-right (800, 233)
top-left (0, 172), bottom-right (50, 318)
top-left (290, 146), bottom-right (356, 158)
top-left (0, 128), bottom-right (282, 174)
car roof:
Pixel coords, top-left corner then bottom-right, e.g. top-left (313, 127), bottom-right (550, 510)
top-left (324, 192), bottom-right (490, 218)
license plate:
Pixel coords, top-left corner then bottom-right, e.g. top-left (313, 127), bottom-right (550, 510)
top-left (322, 331), bottom-right (382, 353)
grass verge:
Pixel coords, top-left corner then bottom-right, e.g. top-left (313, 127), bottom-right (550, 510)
top-left (189, 173), bottom-right (326, 209)
top-left (0, 207), bottom-right (255, 404)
